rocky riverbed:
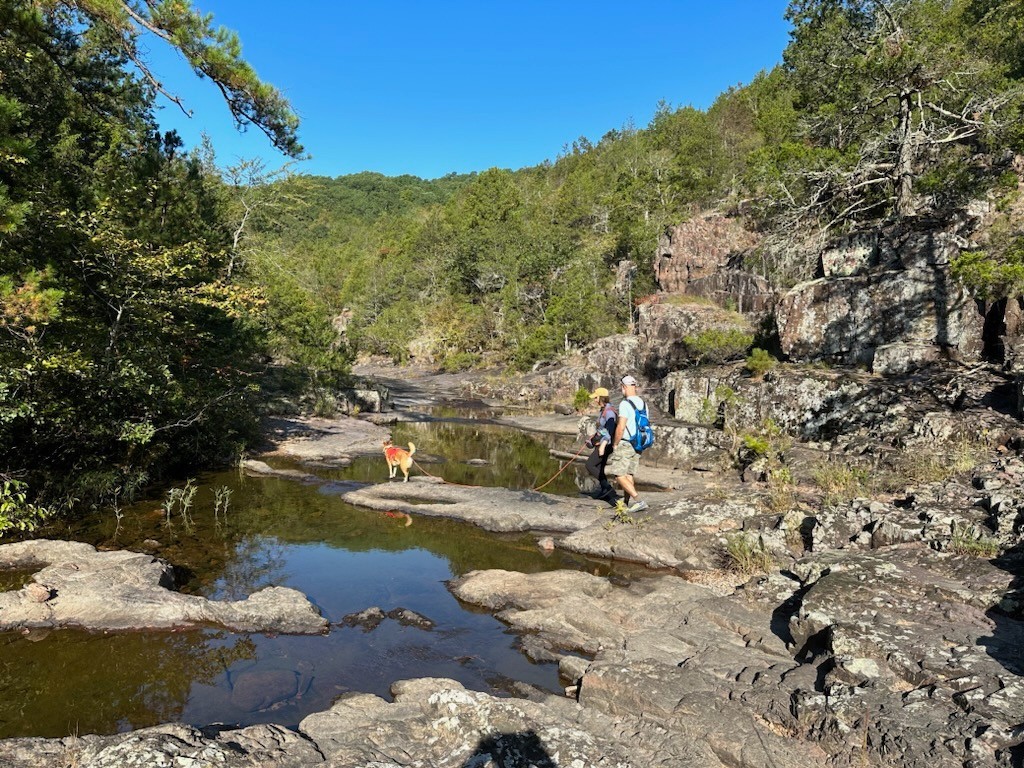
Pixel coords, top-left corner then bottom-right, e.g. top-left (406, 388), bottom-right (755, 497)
top-left (3, 360), bottom-right (1024, 767)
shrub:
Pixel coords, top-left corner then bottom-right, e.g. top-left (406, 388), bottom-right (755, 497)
top-left (573, 387), bottom-right (591, 412)
top-left (949, 522), bottom-right (999, 558)
top-left (723, 534), bottom-right (775, 574)
top-left (745, 348), bottom-right (778, 378)
top-left (682, 328), bottom-right (754, 364)
top-left (742, 434), bottom-right (771, 458)
top-left (0, 480), bottom-right (50, 537)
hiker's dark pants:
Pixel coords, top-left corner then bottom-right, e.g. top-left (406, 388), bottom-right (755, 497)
top-left (585, 446), bottom-right (613, 492)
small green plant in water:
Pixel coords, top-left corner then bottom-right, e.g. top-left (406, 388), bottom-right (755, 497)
top-left (213, 486), bottom-right (233, 525)
top-left (723, 533), bottom-right (775, 575)
top-left (163, 479), bottom-right (198, 531)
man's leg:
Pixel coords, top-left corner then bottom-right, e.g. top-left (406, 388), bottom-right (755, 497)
top-left (616, 472), bottom-right (638, 503)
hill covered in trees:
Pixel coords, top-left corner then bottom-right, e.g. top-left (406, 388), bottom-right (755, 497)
top-left (253, 0), bottom-right (1024, 372)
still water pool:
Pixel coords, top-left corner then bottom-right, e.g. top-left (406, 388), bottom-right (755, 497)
top-left (0, 416), bottom-right (633, 738)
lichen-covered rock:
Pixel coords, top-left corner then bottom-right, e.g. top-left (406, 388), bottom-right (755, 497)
top-left (636, 299), bottom-right (753, 376)
top-left (0, 540), bottom-right (327, 634)
top-left (0, 723), bottom-right (324, 768)
top-left (300, 677), bottom-right (637, 767)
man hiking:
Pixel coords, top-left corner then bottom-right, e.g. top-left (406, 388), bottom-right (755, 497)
top-left (605, 374), bottom-right (649, 514)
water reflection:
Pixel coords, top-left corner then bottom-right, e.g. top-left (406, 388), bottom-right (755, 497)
top-left (0, 417), bottom-right (634, 739)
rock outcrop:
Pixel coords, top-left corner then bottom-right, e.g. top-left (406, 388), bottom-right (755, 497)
top-left (777, 222), bottom-right (986, 371)
top-left (654, 214), bottom-right (771, 314)
top-left (0, 540), bottom-right (327, 634)
top-left (636, 298), bottom-right (754, 376)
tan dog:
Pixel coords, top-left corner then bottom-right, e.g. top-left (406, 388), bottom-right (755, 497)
top-left (382, 439), bottom-right (416, 482)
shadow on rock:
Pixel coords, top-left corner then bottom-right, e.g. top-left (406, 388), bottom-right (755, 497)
top-left (460, 731), bottom-right (557, 768)
top-left (980, 543), bottom-right (1024, 677)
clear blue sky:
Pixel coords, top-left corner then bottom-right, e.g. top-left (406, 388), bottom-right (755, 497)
top-left (148, 1), bottom-right (793, 180)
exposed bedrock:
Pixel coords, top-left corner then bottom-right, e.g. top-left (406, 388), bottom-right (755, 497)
top-left (0, 540), bottom-right (327, 634)
top-left (659, 361), bottom-right (1018, 447)
top-left (777, 223), bottom-right (986, 372)
top-left (452, 556), bottom-right (1024, 768)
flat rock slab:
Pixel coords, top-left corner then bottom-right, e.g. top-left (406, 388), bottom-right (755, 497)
top-left (264, 415), bottom-right (392, 461)
top-left (493, 413), bottom-right (582, 435)
top-left (0, 540), bottom-right (327, 634)
top-left (300, 677), bottom-right (640, 768)
top-left (339, 478), bottom-right (607, 533)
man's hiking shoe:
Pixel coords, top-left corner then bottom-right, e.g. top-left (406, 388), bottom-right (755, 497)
top-left (626, 499), bottom-right (649, 514)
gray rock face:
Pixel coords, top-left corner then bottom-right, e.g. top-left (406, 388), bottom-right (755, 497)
top-left (0, 540), bottom-right (327, 634)
top-left (451, 570), bottom-right (828, 768)
top-left (300, 677), bottom-right (637, 768)
top-left (786, 547), bottom-right (1024, 766)
top-left (636, 300), bottom-right (754, 376)
top-left (660, 361), bottom-right (1018, 450)
top-left (777, 223), bottom-right (986, 368)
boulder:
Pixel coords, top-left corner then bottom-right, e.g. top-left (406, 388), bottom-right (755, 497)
top-left (777, 266), bottom-right (983, 365)
top-left (778, 221), bottom-right (986, 367)
top-left (0, 540), bottom-right (327, 634)
top-left (636, 299), bottom-right (753, 376)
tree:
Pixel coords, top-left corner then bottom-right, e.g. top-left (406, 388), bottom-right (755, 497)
top-left (37, 0), bottom-right (303, 157)
top-left (0, 0), bottom-right (299, 513)
top-left (777, 0), bottom-right (1023, 230)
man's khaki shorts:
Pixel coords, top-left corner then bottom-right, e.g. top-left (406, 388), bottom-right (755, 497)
top-left (606, 441), bottom-right (639, 478)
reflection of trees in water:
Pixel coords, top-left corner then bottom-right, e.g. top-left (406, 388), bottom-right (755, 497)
top-left (391, 421), bottom-right (576, 493)
top-left (212, 535), bottom-right (290, 600)
top-left (0, 630), bottom-right (255, 739)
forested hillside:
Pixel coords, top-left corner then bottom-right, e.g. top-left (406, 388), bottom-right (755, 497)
top-left (2, 0), bottom-right (1023, 524)
top-left (253, 0), bottom-right (1024, 370)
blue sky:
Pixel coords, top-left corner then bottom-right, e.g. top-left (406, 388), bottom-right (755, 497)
top-left (147, 1), bottom-right (793, 179)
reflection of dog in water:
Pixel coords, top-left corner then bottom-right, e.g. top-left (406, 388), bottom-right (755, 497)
top-left (382, 439), bottom-right (416, 482)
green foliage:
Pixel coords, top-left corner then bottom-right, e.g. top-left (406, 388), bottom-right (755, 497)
top-left (951, 238), bottom-right (1024, 301)
top-left (766, 0), bottom-right (1024, 229)
top-left (742, 434), bottom-right (772, 458)
top-left (0, 480), bottom-right (50, 536)
top-left (0, 1), bottom-right (318, 512)
top-left (745, 348), bottom-right (778, 378)
top-left (573, 387), bottom-right (591, 412)
top-left (682, 328), bottom-right (754, 364)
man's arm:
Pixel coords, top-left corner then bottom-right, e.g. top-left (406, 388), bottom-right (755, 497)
top-left (613, 402), bottom-right (628, 446)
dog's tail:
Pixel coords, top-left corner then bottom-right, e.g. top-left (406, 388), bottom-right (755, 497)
top-left (408, 442), bottom-right (416, 455)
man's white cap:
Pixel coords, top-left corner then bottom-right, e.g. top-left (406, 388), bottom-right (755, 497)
top-left (620, 375), bottom-right (638, 386)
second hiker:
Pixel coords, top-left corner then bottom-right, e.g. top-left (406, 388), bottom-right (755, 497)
top-left (584, 387), bottom-right (618, 504)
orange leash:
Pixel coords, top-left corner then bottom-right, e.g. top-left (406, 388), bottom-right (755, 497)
top-left (531, 442), bottom-right (589, 492)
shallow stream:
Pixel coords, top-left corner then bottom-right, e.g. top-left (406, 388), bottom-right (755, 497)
top-left (0, 413), bottom-right (636, 739)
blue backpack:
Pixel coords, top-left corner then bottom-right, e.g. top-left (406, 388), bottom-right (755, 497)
top-left (625, 397), bottom-right (655, 453)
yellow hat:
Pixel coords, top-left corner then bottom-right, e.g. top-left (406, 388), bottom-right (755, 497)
top-left (590, 387), bottom-right (610, 399)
